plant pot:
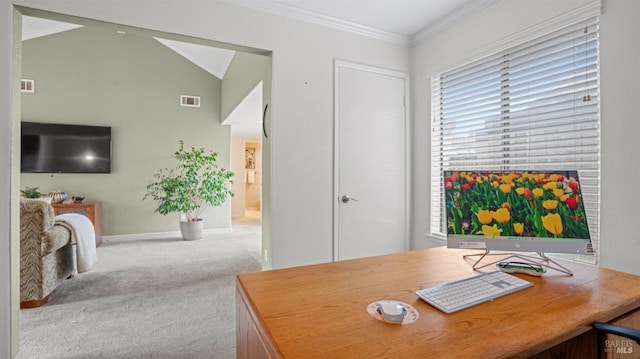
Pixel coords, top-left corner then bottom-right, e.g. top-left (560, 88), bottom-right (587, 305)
top-left (179, 219), bottom-right (204, 241)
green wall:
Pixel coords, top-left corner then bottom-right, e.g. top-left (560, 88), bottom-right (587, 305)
top-left (221, 51), bottom-right (270, 122)
top-left (20, 25), bottom-right (231, 235)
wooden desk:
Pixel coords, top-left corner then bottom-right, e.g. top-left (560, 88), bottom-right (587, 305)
top-left (236, 247), bottom-right (640, 358)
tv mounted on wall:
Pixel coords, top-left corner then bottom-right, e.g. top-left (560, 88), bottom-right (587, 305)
top-left (21, 121), bottom-right (112, 174)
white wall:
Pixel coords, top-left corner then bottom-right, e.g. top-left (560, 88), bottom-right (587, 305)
top-left (1, 1), bottom-right (14, 356)
top-left (597, 0), bottom-right (640, 274)
top-left (9, 1), bottom-right (410, 270)
top-left (411, 0), bottom-right (640, 275)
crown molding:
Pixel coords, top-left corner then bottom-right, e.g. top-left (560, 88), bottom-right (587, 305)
top-left (410, 0), bottom-right (500, 46)
top-left (222, 0), bottom-right (412, 46)
top-left (223, 0), bottom-right (508, 47)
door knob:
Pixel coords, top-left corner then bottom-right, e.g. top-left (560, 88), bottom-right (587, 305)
top-left (341, 195), bottom-right (359, 203)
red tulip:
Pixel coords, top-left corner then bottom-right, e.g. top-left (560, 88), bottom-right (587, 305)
top-left (566, 197), bottom-right (578, 210)
top-left (462, 183), bottom-right (471, 191)
top-left (568, 181), bottom-right (580, 194)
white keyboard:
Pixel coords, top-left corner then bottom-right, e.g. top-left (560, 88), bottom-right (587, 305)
top-left (416, 271), bottom-right (533, 314)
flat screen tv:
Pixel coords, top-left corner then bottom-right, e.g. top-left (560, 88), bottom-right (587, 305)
top-left (444, 170), bottom-right (593, 255)
top-left (21, 121), bottom-right (112, 173)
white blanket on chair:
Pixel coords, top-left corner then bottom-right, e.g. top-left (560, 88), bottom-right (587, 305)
top-left (55, 213), bottom-right (97, 273)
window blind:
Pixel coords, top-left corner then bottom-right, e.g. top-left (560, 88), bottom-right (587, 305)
top-left (430, 18), bottom-right (600, 264)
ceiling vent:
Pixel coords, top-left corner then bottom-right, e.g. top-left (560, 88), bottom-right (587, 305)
top-left (21, 79), bottom-right (35, 93)
top-left (180, 95), bottom-right (200, 108)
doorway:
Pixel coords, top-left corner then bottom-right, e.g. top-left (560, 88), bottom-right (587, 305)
top-left (226, 82), bottom-right (264, 225)
top-left (12, 7), bottom-right (272, 355)
top-left (230, 139), bottom-right (262, 224)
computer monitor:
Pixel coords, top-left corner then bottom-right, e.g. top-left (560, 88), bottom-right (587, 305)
top-left (444, 170), bottom-right (593, 256)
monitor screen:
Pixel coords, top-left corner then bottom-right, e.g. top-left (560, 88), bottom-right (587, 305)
top-left (444, 170), bottom-right (593, 255)
top-left (21, 121), bottom-right (112, 173)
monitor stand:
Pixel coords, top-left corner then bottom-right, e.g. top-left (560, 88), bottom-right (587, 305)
top-left (463, 250), bottom-right (574, 276)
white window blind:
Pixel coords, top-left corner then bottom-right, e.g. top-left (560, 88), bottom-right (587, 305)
top-left (430, 18), bottom-right (600, 264)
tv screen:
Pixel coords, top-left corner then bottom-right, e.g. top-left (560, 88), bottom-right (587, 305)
top-left (444, 170), bottom-right (593, 255)
top-left (21, 121), bottom-right (112, 173)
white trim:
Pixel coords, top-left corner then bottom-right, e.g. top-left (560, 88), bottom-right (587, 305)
top-left (333, 60), bottom-right (410, 261)
top-left (410, 0), bottom-right (500, 46)
top-left (424, 233), bottom-right (447, 246)
top-left (223, 0), bottom-right (410, 45)
top-left (428, 0), bottom-right (602, 76)
top-left (103, 227), bottom-right (231, 242)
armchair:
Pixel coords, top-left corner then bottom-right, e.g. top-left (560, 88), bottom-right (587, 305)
top-left (20, 198), bottom-right (76, 308)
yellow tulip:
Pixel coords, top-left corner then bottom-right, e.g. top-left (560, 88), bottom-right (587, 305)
top-left (553, 188), bottom-right (565, 198)
top-left (542, 200), bottom-right (558, 210)
top-left (516, 188), bottom-right (525, 195)
top-left (481, 224), bottom-right (502, 236)
top-left (477, 210), bottom-right (493, 225)
top-left (493, 208), bottom-right (511, 223)
top-left (502, 173), bottom-right (515, 184)
top-left (533, 188), bottom-right (544, 197)
top-left (542, 213), bottom-right (563, 235)
top-left (499, 183), bottom-right (512, 194)
top-left (513, 222), bottom-right (524, 234)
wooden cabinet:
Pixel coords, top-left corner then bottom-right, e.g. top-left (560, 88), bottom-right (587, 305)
top-left (52, 201), bottom-right (102, 247)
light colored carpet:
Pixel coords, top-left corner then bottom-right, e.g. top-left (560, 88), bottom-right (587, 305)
top-left (17, 220), bottom-right (262, 359)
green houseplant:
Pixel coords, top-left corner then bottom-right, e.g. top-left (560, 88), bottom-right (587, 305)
top-left (144, 140), bottom-right (234, 240)
top-left (20, 186), bottom-right (44, 199)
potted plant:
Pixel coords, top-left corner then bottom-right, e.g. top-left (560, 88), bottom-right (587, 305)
top-left (20, 186), bottom-right (45, 199)
top-left (144, 140), bottom-right (234, 240)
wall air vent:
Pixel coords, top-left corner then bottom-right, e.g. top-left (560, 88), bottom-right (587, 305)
top-left (21, 79), bottom-right (35, 93)
top-left (180, 95), bottom-right (200, 108)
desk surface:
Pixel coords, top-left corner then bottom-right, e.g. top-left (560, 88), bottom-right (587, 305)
top-left (236, 247), bottom-right (640, 358)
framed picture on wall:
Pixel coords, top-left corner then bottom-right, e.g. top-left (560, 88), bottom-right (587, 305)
top-left (245, 148), bottom-right (256, 169)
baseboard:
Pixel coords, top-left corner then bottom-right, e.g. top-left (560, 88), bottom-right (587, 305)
top-left (103, 227), bottom-right (231, 242)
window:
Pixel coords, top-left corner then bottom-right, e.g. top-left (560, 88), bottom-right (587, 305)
top-left (430, 18), bottom-right (600, 264)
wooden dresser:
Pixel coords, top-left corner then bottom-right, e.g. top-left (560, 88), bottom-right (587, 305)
top-left (52, 201), bottom-right (102, 247)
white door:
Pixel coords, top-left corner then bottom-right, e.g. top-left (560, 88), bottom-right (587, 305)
top-left (334, 61), bottom-right (408, 261)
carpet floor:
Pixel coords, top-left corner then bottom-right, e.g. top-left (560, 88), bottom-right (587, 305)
top-left (17, 220), bottom-right (262, 359)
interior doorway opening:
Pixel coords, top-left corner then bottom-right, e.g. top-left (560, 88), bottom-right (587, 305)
top-left (13, 6), bottom-right (272, 355)
top-left (226, 81), bottom-right (264, 225)
top-left (231, 139), bottom-right (262, 224)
